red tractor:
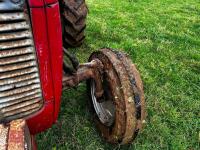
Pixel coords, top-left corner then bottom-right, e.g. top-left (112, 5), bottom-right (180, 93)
top-left (0, 0), bottom-right (146, 149)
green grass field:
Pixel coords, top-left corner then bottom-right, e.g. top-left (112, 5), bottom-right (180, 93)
top-left (37, 0), bottom-right (200, 149)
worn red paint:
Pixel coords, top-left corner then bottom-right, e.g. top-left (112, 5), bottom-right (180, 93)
top-left (45, 2), bottom-right (63, 122)
top-left (27, 0), bottom-right (63, 134)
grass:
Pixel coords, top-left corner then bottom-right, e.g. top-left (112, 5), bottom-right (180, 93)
top-left (37, 0), bottom-right (200, 149)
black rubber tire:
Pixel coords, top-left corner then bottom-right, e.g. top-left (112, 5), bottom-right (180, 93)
top-left (61, 0), bottom-right (88, 47)
top-left (87, 48), bottom-right (146, 144)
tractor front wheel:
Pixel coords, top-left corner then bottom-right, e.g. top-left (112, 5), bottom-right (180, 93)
top-left (87, 48), bottom-right (146, 144)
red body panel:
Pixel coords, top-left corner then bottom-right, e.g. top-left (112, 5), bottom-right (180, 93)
top-left (44, 0), bottom-right (58, 5)
top-left (45, 4), bottom-right (63, 121)
top-left (29, 7), bottom-right (54, 101)
top-left (27, 101), bottom-right (54, 134)
top-left (27, 0), bottom-right (63, 134)
top-left (28, 0), bottom-right (57, 7)
top-left (28, 0), bottom-right (44, 7)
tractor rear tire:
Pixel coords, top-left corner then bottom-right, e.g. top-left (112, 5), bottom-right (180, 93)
top-left (62, 0), bottom-right (88, 47)
top-left (87, 48), bottom-right (146, 144)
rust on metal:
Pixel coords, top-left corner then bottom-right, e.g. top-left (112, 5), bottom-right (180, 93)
top-left (0, 84), bottom-right (40, 98)
top-left (0, 12), bottom-right (25, 22)
top-left (87, 48), bottom-right (146, 144)
top-left (0, 119), bottom-right (31, 150)
top-left (2, 102), bottom-right (42, 118)
top-left (0, 89), bottom-right (41, 104)
top-left (112, 50), bottom-right (146, 144)
top-left (0, 124), bottom-right (9, 150)
top-left (0, 39), bottom-right (33, 50)
top-left (0, 120), bottom-right (24, 150)
top-left (0, 31), bottom-right (31, 41)
top-left (0, 9), bottom-right (43, 123)
top-left (0, 60), bottom-right (36, 73)
top-left (0, 47), bottom-right (33, 58)
top-left (0, 73), bottom-right (38, 86)
top-left (89, 49), bottom-right (128, 143)
top-left (0, 67), bottom-right (37, 80)
top-left (63, 59), bottom-right (104, 97)
top-left (0, 94), bottom-right (42, 109)
top-left (0, 22), bottom-right (29, 32)
top-left (0, 54), bottom-right (35, 66)
top-left (7, 119), bottom-right (26, 150)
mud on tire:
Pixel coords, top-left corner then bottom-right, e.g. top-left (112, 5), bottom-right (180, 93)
top-left (87, 48), bottom-right (146, 144)
top-left (61, 0), bottom-right (88, 47)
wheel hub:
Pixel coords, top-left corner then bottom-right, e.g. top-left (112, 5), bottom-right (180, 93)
top-left (90, 80), bottom-right (115, 127)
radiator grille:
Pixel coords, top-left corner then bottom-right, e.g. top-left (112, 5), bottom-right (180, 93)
top-left (0, 10), bottom-right (43, 123)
